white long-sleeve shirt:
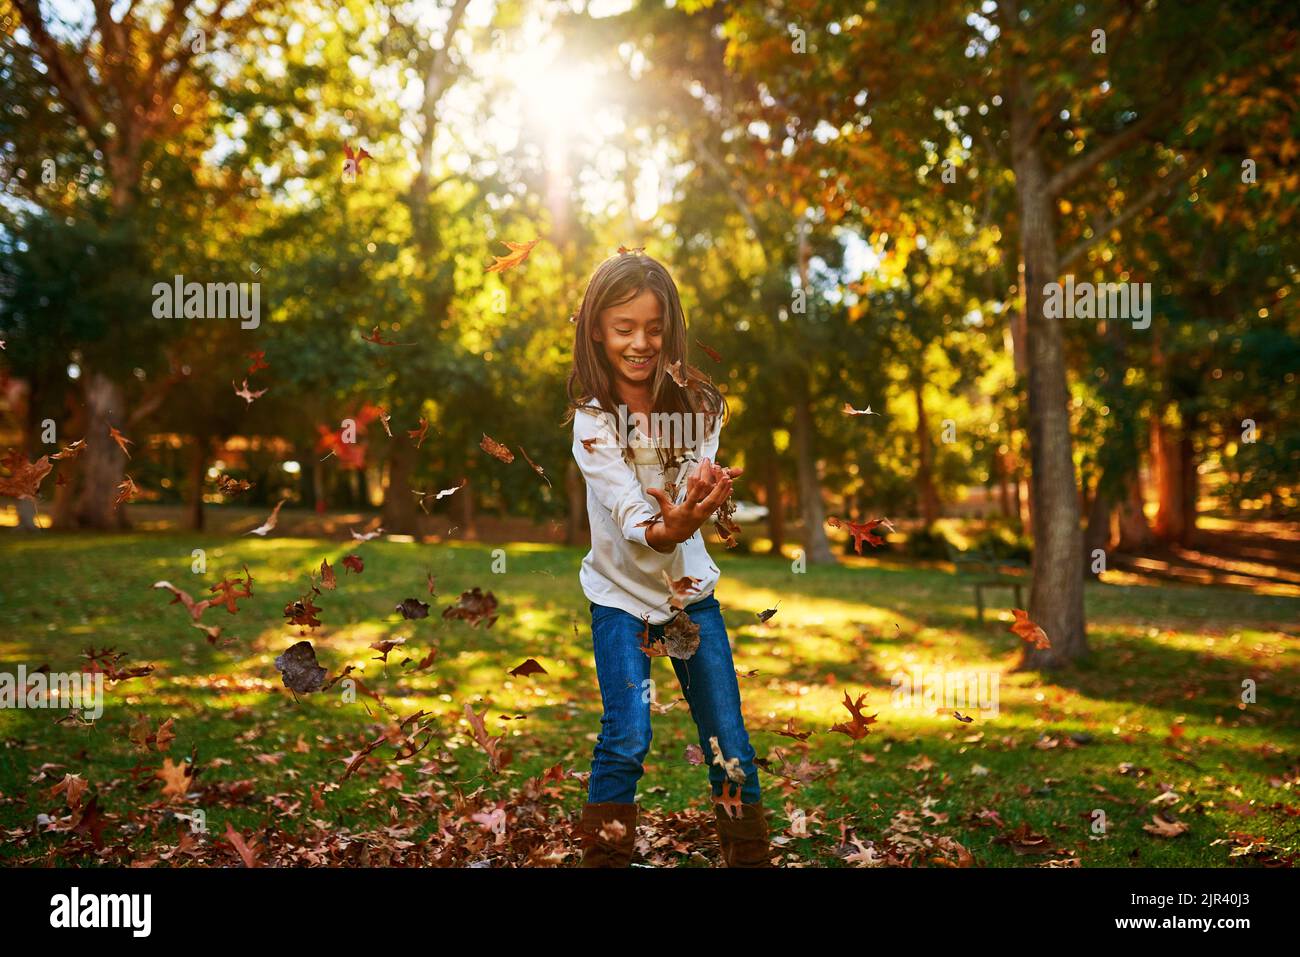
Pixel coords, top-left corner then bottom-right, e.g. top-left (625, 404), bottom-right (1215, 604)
top-left (572, 399), bottom-right (722, 624)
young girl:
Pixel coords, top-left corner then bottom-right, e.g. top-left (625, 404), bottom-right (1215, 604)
top-left (564, 249), bottom-right (772, 868)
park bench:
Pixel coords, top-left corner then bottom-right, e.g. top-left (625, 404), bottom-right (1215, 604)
top-left (946, 543), bottom-right (1029, 624)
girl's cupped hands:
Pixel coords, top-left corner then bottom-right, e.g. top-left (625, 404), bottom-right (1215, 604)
top-left (645, 457), bottom-right (743, 550)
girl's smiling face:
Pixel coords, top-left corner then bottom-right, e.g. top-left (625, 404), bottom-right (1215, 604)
top-left (594, 288), bottom-right (663, 391)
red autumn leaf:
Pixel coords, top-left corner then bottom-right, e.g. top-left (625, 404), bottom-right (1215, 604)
top-left (407, 417), bottom-right (430, 447)
top-left (342, 142), bottom-right (372, 176)
top-left (114, 475), bottom-right (139, 506)
top-left (153, 581), bottom-right (220, 621)
top-left (442, 587), bottom-right (498, 628)
top-left (463, 702), bottom-right (512, 772)
top-left (282, 593), bottom-right (323, 630)
top-left (108, 425), bottom-right (133, 459)
top-left (695, 338), bottom-right (723, 362)
top-left (49, 438), bottom-right (87, 461)
top-left (663, 572), bottom-right (702, 609)
top-left (829, 691), bottom-right (878, 740)
top-left (826, 516), bottom-right (894, 554)
top-left (518, 446), bottom-right (551, 486)
top-left (0, 449), bottom-right (53, 500)
top-left (772, 718), bottom-right (813, 741)
top-left (363, 325), bottom-right (412, 346)
top-left (341, 554), bottom-right (364, 574)
top-left (1010, 609), bottom-right (1051, 649)
top-left (223, 821), bottom-right (261, 867)
top-left (485, 238), bottom-right (539, 273)
top-left (216, 474), bottom-right (253, 496)
top-left (480, 434), bottom-right (514, 463)
top-left (247, 350), bottom-right (269, 374)
top-left (208, 564), bottom-right (254, 614)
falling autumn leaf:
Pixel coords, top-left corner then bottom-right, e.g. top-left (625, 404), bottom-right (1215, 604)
top-left (663, 611), bottom-right (701, 659)
top-left (826, 516), bottom-right (894, 554)
top-left (442, 587), bottom-right (499, 628)
top-left (247, 350), bottom-right (269, 374)
top-left (283, 591), bottom-right (323, 631)
top-left (757, 602), bottom-right (781, 623)
top-left (842, 402), bottom-right (878, 416)
top-left (0, 450), bottom-right (53, 500)
top-left (829, 691), bottom-right (878, 740)
top-left (518, 446), bottom-right (551, 487)
top-left (342, 142), bottom-right (372, 177)
top-left (663, 572), bottom-right (702, 610)
top-left (319, 558), bottom-right (337, 590)
top-left (1010, 609), bottom-right (1051, 649)
top-left (363, 325), bottom-right (413, 346)
top-left (480, 434), bottom-right (514, 463)
top-left (49, 438), bottom-right (87, 461)
top-left (485, 238), bottom-right (539, 273)
top-left (108, 425), bottom-right (133, 459)
top-left (695, 338), bottom-right (723, 362)
top-left (114, 475), bottom-right (139, 506)
top-left (414, 478), bottom-right (465, 512)
top-left (232, 378), bottom-right (267, 405)
top-left (274, 640), bottom-right (326, 692)
top-left (341, 554), bottom-right (364, 574)
top-left (508, 658), bottom-right (547, 678)
top-left (246, 498), bottom-right (288, 536)
top-left (395, 597), bottom-right (429, 619)
top-left (216, 474), bottom-right (253, 496)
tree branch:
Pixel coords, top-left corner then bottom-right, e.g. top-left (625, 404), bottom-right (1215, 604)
top-left (12, 0), bottom-right (105, 141)
top-left (1059, 170), bottom-right (1185, 270)
top-left (1045, 108), bottom-right (1169, 198)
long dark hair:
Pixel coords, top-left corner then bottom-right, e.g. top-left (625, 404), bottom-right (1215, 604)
top-left (563, 251), bottom-right (726, 463)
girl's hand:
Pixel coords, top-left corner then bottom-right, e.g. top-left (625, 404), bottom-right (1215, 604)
top-left (644, 457), bottom-right (735, 552)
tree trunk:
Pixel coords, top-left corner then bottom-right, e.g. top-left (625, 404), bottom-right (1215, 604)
top-left (187, 434), bottom-right (208, 532)
top-left (790, 373), bottom-right (835, 565)
top-left (1151, 409), bottom-right (1188, 545)
top-left (1083, 479), bottom-right (1113, 574)
top-left (459, 479), bottom-right (478, 539)
top-left (1115, 469), bottom-right (1152, 551)
top-left (311, 456), bottom-right (327, 514)
top-left (1009, 90), bottom-right (1087, 669)
top-left (913, 372), bottom-right (940, 528)
top-left (764, 454), bottom-right (785, 553)
top-left (1179, 430), bottom-right (1197, 544)
top-left (380, 436), bottom-right (420, 534)
top-left (74, 370), bottom-right (130, 530)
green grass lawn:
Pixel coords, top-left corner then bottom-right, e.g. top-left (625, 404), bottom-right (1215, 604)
top-left (1, 532), bottom-right (1297, 867)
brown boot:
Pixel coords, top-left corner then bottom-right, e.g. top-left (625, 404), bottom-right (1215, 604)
top-left (577, 802), bottom-right (639, 867)
top-left (713, 800), bottom-right (776, 867)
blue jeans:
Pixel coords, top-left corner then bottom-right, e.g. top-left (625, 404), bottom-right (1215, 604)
top-left (586, 594), bottom-right (762, 805)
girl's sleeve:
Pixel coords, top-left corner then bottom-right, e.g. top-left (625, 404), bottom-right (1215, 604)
top-left (572, 408), bottom-right (661, 549)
